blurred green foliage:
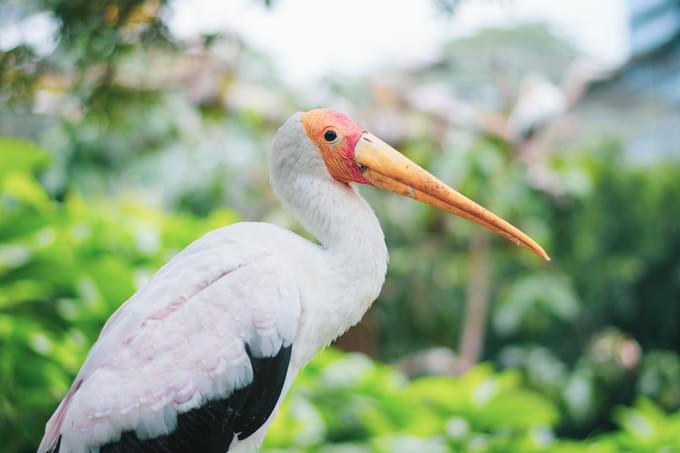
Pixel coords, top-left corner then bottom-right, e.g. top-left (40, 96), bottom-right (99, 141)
top-left (263, 349), bottom-right (680, 452)
top-left (375, 136), bottom-right (680, 437)
top-left (0, 138), bottom-right (237, 452)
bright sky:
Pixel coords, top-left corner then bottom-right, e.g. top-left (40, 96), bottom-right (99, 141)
top-left (167, 0), bottom-right (630, 85)
top-left (0, 0), bottom-right (629, 86)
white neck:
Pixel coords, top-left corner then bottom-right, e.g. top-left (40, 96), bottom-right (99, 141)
top-left (275, 172), bottom-right (388, 351)
top-left (270, 117), bottom-right (388, 361)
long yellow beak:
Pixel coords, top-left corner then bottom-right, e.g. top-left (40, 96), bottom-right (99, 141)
top-left (354, 132), bottom-right (550, 261)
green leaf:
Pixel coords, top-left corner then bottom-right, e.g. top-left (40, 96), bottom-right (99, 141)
top-left (0, 137), bottom-right (51, 183)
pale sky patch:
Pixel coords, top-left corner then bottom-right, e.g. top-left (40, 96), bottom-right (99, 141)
top-left (167, 0), bottom-right (630, 86)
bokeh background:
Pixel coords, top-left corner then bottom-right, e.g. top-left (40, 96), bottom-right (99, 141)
top-left (2, 0), bottom-right (680, 451)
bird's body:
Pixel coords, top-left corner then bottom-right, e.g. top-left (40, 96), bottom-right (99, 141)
top-left (40, 109), bottom-right (546, 453)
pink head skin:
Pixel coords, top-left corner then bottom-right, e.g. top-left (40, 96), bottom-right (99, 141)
top-left (300, 108), bottom-right (370, 185)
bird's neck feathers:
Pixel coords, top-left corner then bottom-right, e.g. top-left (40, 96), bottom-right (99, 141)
top-left (277, 173), bottom-right (388, 355)
top-left (270, 117), bottom-right (388, 356)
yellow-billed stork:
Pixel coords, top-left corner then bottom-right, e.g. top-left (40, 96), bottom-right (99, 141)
top-left (39, 109), bottom-right (548, 453)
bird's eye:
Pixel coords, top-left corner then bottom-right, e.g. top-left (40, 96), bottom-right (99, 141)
top-left (323, 129), bottom-right (338, 143)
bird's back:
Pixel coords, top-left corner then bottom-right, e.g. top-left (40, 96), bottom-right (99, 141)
top-left (39, 222), bottom-right (303, 453)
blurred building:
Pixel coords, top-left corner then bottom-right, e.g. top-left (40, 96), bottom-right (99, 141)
top-left (579, 0), bottom-right (680, 160)
top-left (626, 0), bottom-right (680, 106)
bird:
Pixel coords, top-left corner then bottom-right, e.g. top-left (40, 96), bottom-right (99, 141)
top-left (39, 108), bottom-right (549, 453)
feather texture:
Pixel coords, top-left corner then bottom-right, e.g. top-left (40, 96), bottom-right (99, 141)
top-left (97, 345), bottom-right (292, 453)
top-left (39, 228), bottom-right (301, 453)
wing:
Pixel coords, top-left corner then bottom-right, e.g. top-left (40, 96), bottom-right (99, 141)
top-left (39, 227), bottom-right (301, 453)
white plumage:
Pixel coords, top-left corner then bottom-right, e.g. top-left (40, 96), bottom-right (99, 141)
top-left (40, 112), bottom-right (388, 453)
top-left (40, 108), bottom-right (546, 453)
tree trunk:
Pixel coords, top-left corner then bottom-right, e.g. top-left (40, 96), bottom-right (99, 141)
top-left (454, 230), bottom-right (491, 374)
top-left (334, 311), bottom-right (377, 357)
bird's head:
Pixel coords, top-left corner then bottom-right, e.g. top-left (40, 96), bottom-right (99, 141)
top-left (274, 108), bottom-right (549, 261)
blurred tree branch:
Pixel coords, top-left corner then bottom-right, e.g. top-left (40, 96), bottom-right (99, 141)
top-left (454, 230), bottom-right (491, 374)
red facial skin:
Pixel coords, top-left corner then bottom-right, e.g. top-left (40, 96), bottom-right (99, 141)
top-left (301, 109), bottom-right (371, 185)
